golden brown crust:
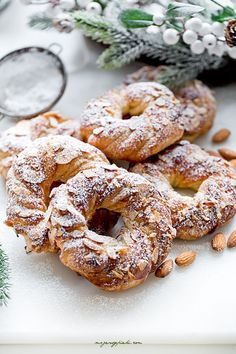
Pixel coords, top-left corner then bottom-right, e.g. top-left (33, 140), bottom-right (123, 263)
top-left (176, 80), bottom-right (216, 140)
top-left (125, 66), bottom-right (216, 141)
top-left (80, 82), bottom-right (183, 162)
top-left (0, 112), bottom-right (81, 178)
top-left (6, 135), bottom-right (175, 291)
top-left (6, 136), bottom-right (109, 253)
top-left (49, 165), bottom-right (175, 291)
top-left (131, 141), bottom-right (236, 240)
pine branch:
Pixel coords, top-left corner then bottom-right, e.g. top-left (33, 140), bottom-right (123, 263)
top-left (73, 10), bottom-right (226, 86)
top-left (0, 245), bottom-right (10, 306)
top-left (73, 11), bottom-right (147, 68)
top-left (73, 11), bottom-right (134, 45)
top-left (98, 43), bottom-right (145, 69)
top-left (28, 13), bottom-right (54, 30)
top-left (27, 8), bottom-right (227, 87)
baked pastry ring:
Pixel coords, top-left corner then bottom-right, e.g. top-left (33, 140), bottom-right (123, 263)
top-left (80, 82), bottom-right (183, 162)
top-left (0, 112), bottom-right (81, 178)
top-left (131, 141), bottom-right (236, 240)
top-left (6, 135), bottom-right (109, 253)
top-left (49, 165), bottom-right (175, 291)
top-left (125, 66), bottom-right (216, 141)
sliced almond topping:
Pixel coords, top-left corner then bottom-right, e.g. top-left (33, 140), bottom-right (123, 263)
top-left (86, 231), bottom-right (106, 244)
top-left (112, 270), bottom-right (123, 279)
top-left (137, 259), bottom-right (148, 272)
top-left (149, 232), bottom-right (156, 238)
top-left (107, 247), bottom-right (118, 260)
top-left (128, 271), bottom-right (136, 280)
top-left (175, 251), bottom-right (196, 267)
top-left (83, 238), bottom-right (103, 252)
top-left (152, 246), bottom-right (159, 264)
top-left (211, 233), bottom-right (226, 252)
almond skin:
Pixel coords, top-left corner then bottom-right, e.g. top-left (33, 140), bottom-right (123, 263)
top-left (227, 230), bottom-right (236, 248)
top-left (155, 259), bottom-right (173, 278)
top-left (207, 149), bottom-right (221, 158)
top-left (218, 148), bottom-right (236, 161)
top-left (212, 129), bottom-right (231, 143)
top-left (230, 159), bottom-right (236, 169)
top-left (211, 233), bottom-right (226, 252)
top-left (175, 251), bottom-right (196, 267)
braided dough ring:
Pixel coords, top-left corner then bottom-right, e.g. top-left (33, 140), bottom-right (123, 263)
top-left (131, 141), bottom-right (236, 240)
top-left (80, 82), bottom-right (183, 162)
top-left (125, 66), bottom-right (216, 141)
top-left (6, 136), bottom-right (109, 253)
top-left (0, 112), bottom-right (81, 178)
top-left (49, 165), bottom-right (175, 291)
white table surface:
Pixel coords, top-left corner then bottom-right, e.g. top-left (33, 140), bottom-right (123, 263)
top-left (0, 2), bottom-right (236, 353)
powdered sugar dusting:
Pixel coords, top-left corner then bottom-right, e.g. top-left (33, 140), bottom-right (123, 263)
top-left (80, 82), bottom-right (183, 162)
top-left (0, 112), bottom-right (81, 178)
top-left (132, 141), bottom-right (236, 240)
top-left (6, 135), bottom-right (109, 253)
top-left (49, 165), bottom-right (175, 291)
top-left (124, 66), bottom-right (216, 141)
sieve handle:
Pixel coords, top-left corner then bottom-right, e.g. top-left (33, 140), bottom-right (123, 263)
top-left (48, 43), bottom-right (63, 56)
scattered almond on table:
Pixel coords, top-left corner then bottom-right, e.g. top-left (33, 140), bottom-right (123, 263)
top-left (155, 259), bottom-right (173, 278)
top-left (218, 147), bottom-right (236, 160)
top-left (207, 149), bottom-right (221, 157)
top-left (230, 159), bottom-right (236, 169)
top-left (211, 232), bottom-right (226, 252)
top-left (175, 251), bottom-right (196, 267)
top-left (227, 230), bottom-right (236, 248)
top-left (212, 128), bottom-right (231, 143)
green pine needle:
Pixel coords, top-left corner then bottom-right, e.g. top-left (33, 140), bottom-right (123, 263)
top-left (28, 8), bottom-right (228, 88)
top-left (73, 10), bottom-right (227, 87)
top-left (28, 13), bottom-right (54, 30)
top-left (73, 11), bottom-right (146, 68)
top-left (0, 245), bottom-right (10, 306)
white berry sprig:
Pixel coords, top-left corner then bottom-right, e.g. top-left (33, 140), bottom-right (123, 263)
top-left (119, 1), bottom-right (236, 58)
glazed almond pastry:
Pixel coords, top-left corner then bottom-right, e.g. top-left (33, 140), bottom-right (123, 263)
top-left (125, 66), bottom-right (216, 141)
top-left (80, 82), bottom-right (183, 162)
top-left (131, 141), bottom-right (236, 240)
top-left (49, 165), bottom-right (175, 291)
top-left (0, 112), bottom-right (81, 178)
top-left (6, 136), bottom-right (109, 253)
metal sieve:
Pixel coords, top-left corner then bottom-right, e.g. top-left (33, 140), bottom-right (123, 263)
top-left (0, 45), bottom-right (67, 120)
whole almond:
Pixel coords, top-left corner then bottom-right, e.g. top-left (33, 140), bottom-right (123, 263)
top-left (155, 259), bottom-right (173, 278)
top-left (218, 148), bottom-right (236, 161)
top-left (227, 230), bottom-right (236, 248)
top-left (175, 251), bottom-right (196, 267)
top-left (207, 149), bottom-right (221, 158)
top-left (212, 129), bottom-right (231, 143)
top-left (230, 159), bottom-right (236, 169)
top-left (211, 233), bottom-right (226, 252)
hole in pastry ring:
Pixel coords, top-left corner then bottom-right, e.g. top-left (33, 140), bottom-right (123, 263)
top-left (0, 112), bottom-right (81, 178)
top-left (125, 66), bottom-right (216, 141)
top-left (6, 135), bottom-right (109, 252)
top-left (131, 141), bottom-right (236, 240)
top-left (49, 165), bottom-right (175, 291)
top-left (80, 82), bottom-right (183, 162)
